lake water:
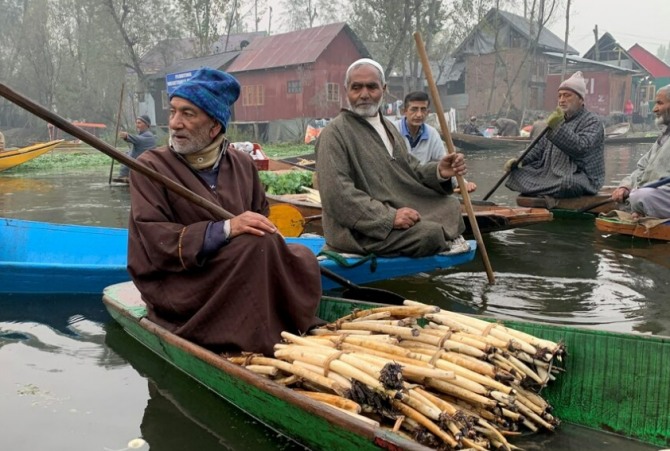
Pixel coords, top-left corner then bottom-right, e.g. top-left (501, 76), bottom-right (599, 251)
top-left (1, 143), bottom-right (668, 450)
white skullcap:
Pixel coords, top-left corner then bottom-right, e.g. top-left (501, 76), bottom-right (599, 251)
top-left (345, 58), bottom-right (385, 86)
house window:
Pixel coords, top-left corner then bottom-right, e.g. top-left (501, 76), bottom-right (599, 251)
top-left (161, 90), bottom-right (169, 110)
top-left (640, 84), bottom-right (656, 102)
top-left (242, 85), bottom-right (265, 106)
top-left (326, 83), bottom-right (339, 102)
top-left (287, 80), bottom-right (301, 93)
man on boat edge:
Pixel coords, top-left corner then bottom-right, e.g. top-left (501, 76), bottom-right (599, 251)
top-left (316, 58), bottom-right (469, 258)
top-left (126, 67), bottom-right (322, 356)
top-left (611, 84), bottom-right (670, 219)
top-left (504, 71), bottom-right (605, 198)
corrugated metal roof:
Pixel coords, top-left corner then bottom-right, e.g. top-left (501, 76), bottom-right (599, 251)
top-left (139, 32), bottom-right (264, 75)
top-left (628, 44), bottom-right (670, 78)
top-left (227, 22), bottom-right (369, 73)
top-left (544, 52), bottom-right (637, 72)
top-left (146, 52), bottom-right (240, 81)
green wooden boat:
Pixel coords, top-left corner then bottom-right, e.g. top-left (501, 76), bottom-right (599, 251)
top-left (103, 281), bottom-right (670, 449)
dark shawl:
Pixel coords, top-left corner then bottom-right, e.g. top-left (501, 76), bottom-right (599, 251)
top-left (315, 110), bottom-right (464, 257)
top-left (127, 145), bottom-right (322, 356)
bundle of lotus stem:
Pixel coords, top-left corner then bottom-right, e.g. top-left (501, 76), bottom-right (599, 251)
top-left (228, 300), bottom-right (565, 450)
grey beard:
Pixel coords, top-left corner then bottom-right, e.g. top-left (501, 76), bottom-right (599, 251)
top-left (655, 113), bottom-right (670, 127)
top-left (170, 132), bottom-right (212, 155)
top-left (348, 99), bottom-right (383, 117)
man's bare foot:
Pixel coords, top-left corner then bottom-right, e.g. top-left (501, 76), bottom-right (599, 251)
top-left (631, 212), bottom-right (642, 221)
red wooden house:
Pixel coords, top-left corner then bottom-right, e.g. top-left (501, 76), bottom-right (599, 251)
top-left (226, 23), bottom-right (370, 123)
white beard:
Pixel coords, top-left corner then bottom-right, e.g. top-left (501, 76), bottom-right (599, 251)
top-left (655, 111), bottom-right (670, 128)
top-left (348, 98), bottom-right (383, 117)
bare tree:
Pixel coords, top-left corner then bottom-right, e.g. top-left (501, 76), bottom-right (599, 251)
top-left (278, 0), bottom-right (344, 31)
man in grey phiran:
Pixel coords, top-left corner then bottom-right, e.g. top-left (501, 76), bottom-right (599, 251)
top-left (315, 58), bottom-right (468, 258)
top-left (504, 71), bottom-right (605, 198)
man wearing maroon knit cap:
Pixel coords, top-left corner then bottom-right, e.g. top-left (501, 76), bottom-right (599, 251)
top-left (504, 71), bottom-right (605, 198)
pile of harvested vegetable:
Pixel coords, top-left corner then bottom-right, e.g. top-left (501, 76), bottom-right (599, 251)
top-left (229, 300), bottom-right (565, 450)
top-left (258, 170), bottom-right (313, 195)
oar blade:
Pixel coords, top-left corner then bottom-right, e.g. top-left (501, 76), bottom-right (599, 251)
top-left (268, 203), bottom-right (305, 237)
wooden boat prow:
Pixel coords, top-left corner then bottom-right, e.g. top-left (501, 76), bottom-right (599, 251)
top-left (0, 139), bottom-right (64, 172)
top-left (596, 216), bottom-right (670, 241)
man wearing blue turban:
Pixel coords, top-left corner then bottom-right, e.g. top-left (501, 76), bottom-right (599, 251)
top-left (126, 67), bottom-right (322, 356)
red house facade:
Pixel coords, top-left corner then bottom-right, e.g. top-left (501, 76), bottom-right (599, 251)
top-left (226, 23), bottom-right (370, 123)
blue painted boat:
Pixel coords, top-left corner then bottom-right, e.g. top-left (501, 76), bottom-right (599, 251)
top-left (0, 217), bottom-right (476, 295)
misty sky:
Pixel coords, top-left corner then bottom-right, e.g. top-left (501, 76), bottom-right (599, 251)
top-left (545, 0), bottom-right (667, 55)
top-left (259, 0), bottom-right (668, 57)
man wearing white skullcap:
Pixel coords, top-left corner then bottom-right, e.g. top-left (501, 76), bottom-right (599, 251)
top-left (316, 58), bottom-right (471, 258)
top-left (504, 70), bottom-right (605, 198)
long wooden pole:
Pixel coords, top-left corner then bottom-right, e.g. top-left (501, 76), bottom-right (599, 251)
top-left (0, 82), bottom-right (234, 221)
top-left (413, 32), bottom-right (495, 284)
top-left (108, 82), bottom-right (125, 184)
top-left (481, 125), bottom-right (549, 201)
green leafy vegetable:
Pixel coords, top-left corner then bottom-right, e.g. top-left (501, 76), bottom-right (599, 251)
top-left (258, 170), bottom-right (313, 195)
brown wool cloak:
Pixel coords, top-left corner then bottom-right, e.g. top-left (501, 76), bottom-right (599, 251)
top-left (127, 145), bottom-right (322, 356)
top-left (315, 110), bottom-right (465, 257)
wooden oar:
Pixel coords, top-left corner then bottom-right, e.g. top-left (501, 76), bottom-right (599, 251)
top-left (482, 126), bottom-right (550, 201)
top-left (319, 266), bottom-right (405, 304)
top-left (108, 82), bottom-right (125, 184)
top-left (413, 32), bottom-right (495, 284)
top-left (268, 203), bottom-right (322, 237)
top-left (0, 82), bottom-right (409, 303)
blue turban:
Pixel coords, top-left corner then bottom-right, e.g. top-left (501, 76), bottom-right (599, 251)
top-left (170, 67), bottom-right (240, 132)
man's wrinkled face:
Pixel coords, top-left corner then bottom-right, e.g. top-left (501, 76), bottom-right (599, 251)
top-left (403, 100), bottom-right (429, 129)
top-left (557, 89), bottom-right (584, 117)
top-left (346, 65), bottom-right (385, 117)
top-left (652, 89), bottom-right (670, 127)
top-left (169, 97), bottom-right (221, 155)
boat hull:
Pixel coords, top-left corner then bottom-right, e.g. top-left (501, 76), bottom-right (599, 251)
top-left (0, 140), bottom-right (63, 171)
top-left (0, 217), bottom-right (475, 294)
top-left (0, 218), bottom-right (129, 294)
top-left (595, 216), bottom-right (670, 241)
top-left (516, 187), bottom-right (616, 218)
top-left (104, 281), bottom-right (670, 448)
top-left (450, 132), bottom-right (656, 152)
top-left (103, 282), bottom-right (429, 451)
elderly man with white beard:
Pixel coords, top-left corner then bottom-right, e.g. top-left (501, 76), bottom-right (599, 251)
top-left (126, 67), bottom-right (322, 356)
top-left (611, 84), bottom-right (670, 219)
top-left (315, 58), bottom-right (469, 257)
